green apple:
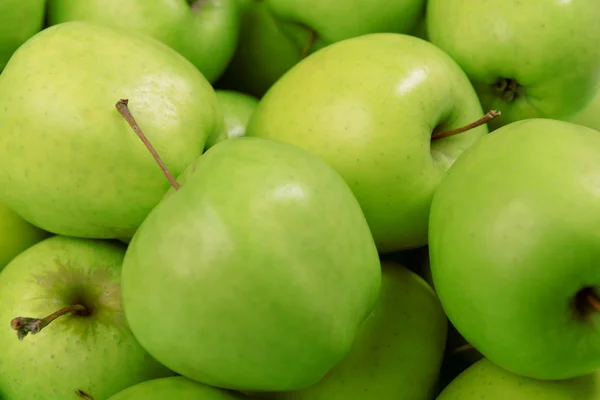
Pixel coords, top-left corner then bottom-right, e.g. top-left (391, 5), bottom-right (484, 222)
top-left (107, 376), bottom-right (245, 399)
top-left (217, 0), bottom-right (426, 97)
top-left (567, 86), bottom-right (600, 131)
top-left (0, 21), bottom-right (224, 240)
top-left (257, 261), bottom-right (447, 400)
top-left (46, 0), bottom-right (240, 83)
top-left (216, 90), bottom-right (260, 140)
top-left (0, 0), bottom-right (45, 70)
top-left (429, 118), bottom-right (600, 380)
top-left (0, 235), bottom-right (174, 400)
top-left (426, 0), bottom-right (600, 130)
top-left (246, 33), bottom-right (488, 253)
top-left (121, 136), bottom-right (381, 392)
top-left (0, 202), bottom-right (50, 271)
top-left (436, 344), bottom-right (482, 395)
top-left (437, 358), bottom-right (600, 400)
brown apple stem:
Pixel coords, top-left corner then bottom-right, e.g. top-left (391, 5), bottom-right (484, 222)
top-left (301, 30), bottom-right (317, 59)
top-left (189, 0), bottom-right (205, 13)
top-left (11, 304), bottom-right (87, 341)
top-left (115, 99), bottom-right (180, 190)
top-left (432, 110), bottom-right (501, 140)
top-left (450, 343), bottom-right (474, 356)
top-left (586, 289), bottom-right (600, 312)
top-left (75, 390), bottom-right (95, 399)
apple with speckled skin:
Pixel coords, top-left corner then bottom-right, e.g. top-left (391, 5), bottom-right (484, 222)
top-left (567, 86), bottom-right (600, 131)
top-left (0, 235), bottom-right (174, 400)
top-left (429, 118), bottom-right (600, 380)
top-left (121, 136), bottom-right (381, 392)
top-left (427, 0), bottom-right (600, 130)
top-left (47, 0), bottom-right (240, 83)
top-left (247, 33), bottom-right (488, 253)
top-left (0, 21), bottom-right (224, 241)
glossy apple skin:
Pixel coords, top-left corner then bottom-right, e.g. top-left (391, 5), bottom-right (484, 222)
top-left (47, 0), bottom-right (240, 83)
top-left (427, 0), bottom-right (600, 130)
top-left (217, 0), bottom-right (426, 97)
top-left (247, 33), bottom-right (487, 253)
top-left (437, 358), bottom-right (600, 400)
top-left (0, 0), bottom-right (45, 70)
top-left (429, 118), bottom-right (600, 380)
top-left (0, 21), bottom-right (224, 240)
top-left (121, 137), bottom-right (381, 392)
top-left (0, 202), bottom-right (50, 271)
top-left (0, 236), bottom-right (174, 400)
top-left (257, 261), bottom-right (447, 400)
top-left (107, 376), bottom-right (244, 400)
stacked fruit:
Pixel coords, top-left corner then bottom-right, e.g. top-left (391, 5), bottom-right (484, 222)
top-left (0, 1), bottom-right (599, 399)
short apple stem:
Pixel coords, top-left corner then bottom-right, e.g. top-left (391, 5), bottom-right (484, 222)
top-left (75, 390), bottom-right (94, 399)
top-left (301, 30), bottom-right (317, 59)
top-left (432, 110), bottom-right (501, 140)
top-left (11, 304), bottom-right (87, 341)
top-left (450, 343), bottom-right (475, 356)
top-left (586, 290), bottom-right (600, 312)
top-left (115, 99), bottom-right (181, 191)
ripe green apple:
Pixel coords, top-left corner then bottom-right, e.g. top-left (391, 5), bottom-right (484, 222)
top-left (0, 236), bottom-right (174, 400)
top-left (217, 0), bottom-right (426, 97)
top-left (0, 0), bottom-right (45, 70)
top-left (437, 358), bottom-right (600, 400)
top-left (0, 21), bottom-right (224, 240)
top-left (107, 376), bottom-right (245, 399)
top-left (46, 0), bottom-right (240, 83)
top-left (429, 118), bottom-right (600, 380)
top-left (246, 33), bottom-right (488, 253)
top-left (256, 261), bottom-right (447, 400)
top-left (567, 86), bottom-right (600, 131)
top-left (0, 202), bottom-right (50, 270)
top-left (426, 0), bottom-right (600, 130)
top-left (121, 137), bottom-right (381, 392)
top-left (215, 90), bottom-right (259, 140)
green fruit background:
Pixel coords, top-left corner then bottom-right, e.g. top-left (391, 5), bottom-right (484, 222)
top-left (0, 1), bottom-right (600, 399)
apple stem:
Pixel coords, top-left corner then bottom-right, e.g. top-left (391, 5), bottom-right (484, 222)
top-left (586, 289), bottom-right (600, 312)
top-left (301, 30), bottom-right (317, 59)
top-left (189, 0), bottom-right (204, 13)
top-left (10, 304), bottom-right (87, 341)
top-left (449, 343), bottom-right (475, 356)
top-left (75, 390), bottom-right (94, 399)
top-left (115, 99), bottom-right (181, 191)
top-left (432, 110), bottom-right (501, 140)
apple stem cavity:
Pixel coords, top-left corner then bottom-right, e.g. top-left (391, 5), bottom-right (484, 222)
top-left (115, 99), bottom-right (181, 191)
top-left (188, 0), bottom-right (205, 13)
top-left (301, 30), bottom-right (317, 59)
top-left (493, 78), bottom-right (524, 102)
top-left (431, 110), bottom-right (501, 140)
top-left (10, 304), bottom-right (88, 341)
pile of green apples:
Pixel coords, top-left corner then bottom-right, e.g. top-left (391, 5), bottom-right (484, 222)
top-left (1, 0), bottom-right (600, 399)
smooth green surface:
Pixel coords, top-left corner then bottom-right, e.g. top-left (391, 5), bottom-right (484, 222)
top-left (429, 118), bottom-right (600, 380)
top-left (0, 236), bottom-right (173, 400)
top-left (0, 202), bottom-right (50, 271)
top-left (0, 21), bottom-right (224, 240)
top-left (247, 33), bottom-right (487, 253)
top-left (568, 86), bottom-right (600, 131)
top-left (47, 0), bottom-right (240, 82)
top-left (0, 0), bottom-right (45, 70)
top-left (122, 137), bottom-right (381, 392)
top-left (260, 262), bottom-right (447, 400)
top-left (107, 376), bottom-right (244, 399)
top-left (216, 90), bottom-right (259, 140)
top-left (437, 358), bottom-right (600, 400)
top-left (218, 0), bottom-right (425, 97)
top-left (427, 0), bottom-right (600, 130)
